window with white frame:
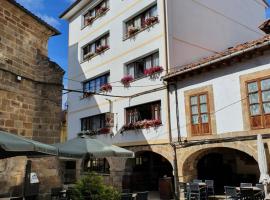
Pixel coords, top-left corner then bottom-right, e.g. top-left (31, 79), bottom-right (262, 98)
top-left (83, 0), bottom-right (109, 26)
top-left (82, 33), bottom-right (110, 60)
top-left (126, 52), bottom-right (159, 79)
top-left (125, 4), bottom-right (158, 37)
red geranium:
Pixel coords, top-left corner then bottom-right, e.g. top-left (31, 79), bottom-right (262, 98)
top-left (100, 83), bottom-right (112, 93)
top-left (121, 75), bottom-right (134, 86)
top-left (144, 66), bottom-right (163, 76)
top-left (96, 45), bottom-right (109, 53)
top-left (145, 16), bottom-right (159, 26)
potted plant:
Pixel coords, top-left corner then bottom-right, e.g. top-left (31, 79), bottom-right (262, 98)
top-left (86, 16), bottom-right (95, 25)
top-left (145, 16), bottom-right (159, 26)
top-left (144, 66), bottom-right (163, 76)
top-left (83, 52), bottom-right (95, 60)
top-left (128, 26), bottom-right (140, 37)
top-left (98, 127), bottom-right (111, 134)
top-left (97, 7), bottom-right (108, 16)
top-left (121, 75), bottom-right (134, 86)
top-left (100, 83), bottom-right (112, 93)
top-left (96, 45), bottom-right (109, 54)
top-left (122, 119), bottom-right (162, 131)
top-left (83, 92), bottom-right (93, 98)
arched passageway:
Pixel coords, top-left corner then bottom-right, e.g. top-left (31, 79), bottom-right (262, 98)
top-left (183, 147), bottom-right (259, 194)
top-left (124, 151), bottom-right (173, 192)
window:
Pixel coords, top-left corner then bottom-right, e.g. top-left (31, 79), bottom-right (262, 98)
top-left (83, 157), bottom-right (110, 174)
top-left (247, 77), bottom-right (270, 129)
top-left (126, 101), bottom-right (161, 124)
top-left (81, 114), bottom-right (106, 131)
top-left (83, 73), bottom-right (109, 93)
top-left (125, 5), bottom-right (158, 37)
top-left (83, 0), bottom-right (109, 26)
top-left (126, 52), bottom-right (159, 79)
top-left (82, 33), bottom-right (110, 60)
top-left (190, 93), bottom-right (211, 136)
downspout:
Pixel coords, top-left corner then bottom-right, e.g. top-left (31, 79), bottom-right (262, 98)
top-left (162, 0), bottom-right (179, 199)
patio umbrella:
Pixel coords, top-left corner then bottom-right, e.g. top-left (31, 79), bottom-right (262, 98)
top-left (53, 134), bottom-right (134, 158)
top-left (257, 134), bottom-right (270, 197)
top-left (0, 130), bottom-right (57, 158)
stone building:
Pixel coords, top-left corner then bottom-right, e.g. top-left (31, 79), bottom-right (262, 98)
top-left (60, 0), bottom-right (269, 197)
top-left (0, 0), bottom-right (64, 197)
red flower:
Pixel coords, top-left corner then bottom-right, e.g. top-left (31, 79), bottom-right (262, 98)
top-left (100, 83), bottom-right (112, 93)
top-left (122, 119), bottom-right (162, 131)
top-left (145, 16), bottom-right (158, 26)
top-left (97, 7), bottom-right (108, 15)
top-left (96, 45), bottom-right (109, 53)
top-left (128, 26), bottom-right (140, 36)
top-left (98, 127), bottom-right (110, 134)
top-left (121, 75), bottom-right (134, 86)
top-left (86, 16), bottom-right (95, 25)
top-left (144, 66), bottom-right (163, 76)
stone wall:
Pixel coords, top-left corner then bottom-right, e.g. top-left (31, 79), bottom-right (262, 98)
top-left (0, 1), bottom-right (64, 198)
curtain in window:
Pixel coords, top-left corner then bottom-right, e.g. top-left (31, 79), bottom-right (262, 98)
top-left (100, 37), bottom-right (106, 46)
top-left (152, 53), bottom-right (159, 66)
top-left (134, 17), bottom-right (141, 28)
top-left (127, 63), bottom-right (135, 77)
top-left (90, 43), bottom-right (95, 53)
top-left (150, 6), bottom-right (158, 17)
top-left (145, 56), bottom-right (152, 69)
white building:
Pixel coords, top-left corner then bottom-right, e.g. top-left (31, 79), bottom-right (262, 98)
top-left (60, 0), bottom-right (268, 196)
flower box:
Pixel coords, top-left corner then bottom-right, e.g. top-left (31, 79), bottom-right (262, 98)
top-left (97, 7), bottom-right (108, 16)
top-left (98, 127), bottom-right (111, 134)
top-left (128, 26), bottom-right (140, 37)
top-left (145, 16), bottom-right (159, 26)
top-left (122, 119), bottom-right (162, 131)
top-left (84, 52), bottom-right (95, 60)
top-left (83, 92), bottom-right (93, 98)
top-left (121, 75), bottom-right (134, 86)
top-left (144, 66), bottom-right (163, 76)
top-left (100, 83), bottom-right (112, 93)
top-left (96, 45), bottom-right (109, 54)
top-left (86, 16), bottom-right (95, 25)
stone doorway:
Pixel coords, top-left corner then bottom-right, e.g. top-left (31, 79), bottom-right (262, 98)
top-left (124, 151), bottom-right (173, 193)
top-left (194, 148), bottom-right (259, 194)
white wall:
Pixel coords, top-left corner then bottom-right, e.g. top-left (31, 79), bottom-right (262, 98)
top-left (170, 54), bottom-right (270, 139)
top-left (67, 0), bottom-right (170, 144)
top-left (166, 0), bottom-right (266, 69)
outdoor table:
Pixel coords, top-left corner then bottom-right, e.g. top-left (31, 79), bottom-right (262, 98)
top-left (236, 187), bottom-right (261, 191)
top-left (132, 193), bottom-right (137, 199)
top-left (187, 182), bottom-right (206, 186)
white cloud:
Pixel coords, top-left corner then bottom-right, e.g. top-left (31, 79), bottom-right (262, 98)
top-left (37, 14), bottom-right (61, 29)
top-left (16, 0), bottom-right (44, 12)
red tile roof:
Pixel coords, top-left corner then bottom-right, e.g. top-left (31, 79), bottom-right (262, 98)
top-left (163, 35), bottom-right (270, 80)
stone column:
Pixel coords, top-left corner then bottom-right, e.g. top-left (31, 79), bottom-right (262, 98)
top-left (107, 157), bottom-right (128, 191)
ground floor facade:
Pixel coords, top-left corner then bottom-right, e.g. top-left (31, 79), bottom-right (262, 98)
top-left (64, 134), bottom-right (270, 198)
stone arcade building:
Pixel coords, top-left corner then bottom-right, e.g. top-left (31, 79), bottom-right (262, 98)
top-left (0, 0), bottom-right (64, 197)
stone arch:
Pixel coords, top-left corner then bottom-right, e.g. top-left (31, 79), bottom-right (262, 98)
top-left (126, 144), bottom-right (174, 167)
top-left (178, 141), bottom-right (258, 182)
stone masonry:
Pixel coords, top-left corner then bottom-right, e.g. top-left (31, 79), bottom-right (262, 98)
top-left (0, 0), bottom-right (64, 198)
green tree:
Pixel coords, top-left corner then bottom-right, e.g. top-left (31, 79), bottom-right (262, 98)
top-left (72, 172), bottom-right (120, 200)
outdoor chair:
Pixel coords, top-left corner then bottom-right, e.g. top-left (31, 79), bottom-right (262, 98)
top-left (193, 179), bottom-right (203, 183)
top-left (51, 187), bottom-right (62, 200)
top-left (136, 191), bottom-right (148, 200)
top-left (205, 180), bottom-right (215, 197)
top-left (240, 188), bottom-right (254, 200)
top-left (121, 193), bottom-right (133, 200)
top-left (224, 186), bottom-right (240, 200)
top-left (254, 184), bottom-right (265, 200)
top-left (240, 183), bottom-right (252, 188)
top-left (189, 183), bottom-right (207, 200)
top-left (179, 182), bottom-right (189, 200)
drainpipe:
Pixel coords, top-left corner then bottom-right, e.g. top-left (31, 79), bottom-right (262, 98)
top-left (162, 0), bottom-right (179, 199)
top-left (172, 82), bottom-right (182, 143)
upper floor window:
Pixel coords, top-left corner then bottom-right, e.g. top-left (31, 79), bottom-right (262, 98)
top-left (83, 156), bottom-right (110, 174)
top-left (83, 73), bottom-right (109, 93)
top-left (123, 101), bottom-right (161, 131)
top-left (82, 33), bottom-right (110, 61)
top-left (126, 52), bottom-right (159, 80)
top-left (125, 5), bottom-right (158, 38)
top-left (81, 114), bottom-right (106, 131)
top-left (190, 93), bottom-right (211, 136)
top-left (83, 0), bottom-right (109, 27)
top-left (247, 78), bottom-right (270, 129)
